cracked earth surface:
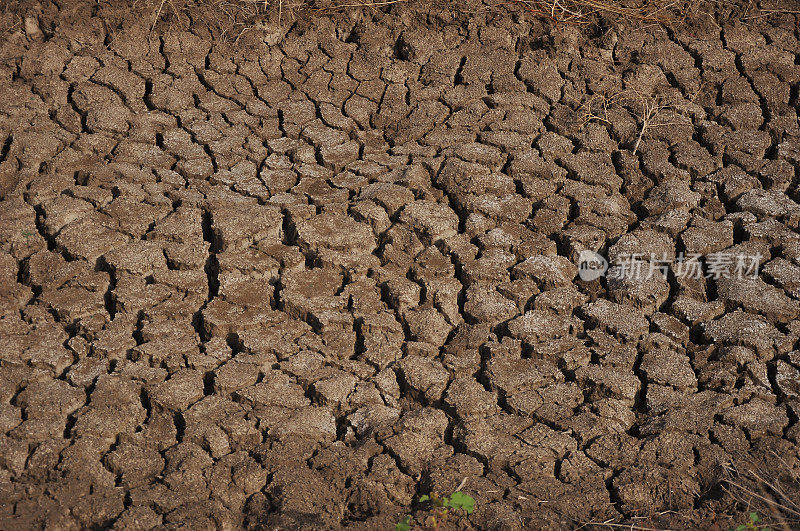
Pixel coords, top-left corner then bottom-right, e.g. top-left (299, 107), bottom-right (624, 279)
top-left (1, 0), bottom-right (800, 528)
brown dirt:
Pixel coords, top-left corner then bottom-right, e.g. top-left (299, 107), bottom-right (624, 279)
top-left (1, 0), bottom-right (799, 528)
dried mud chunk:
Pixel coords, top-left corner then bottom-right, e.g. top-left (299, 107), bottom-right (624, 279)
top-left (719, 103), bottom-right (763, 130)
top-left (448, 142), bottom-right (504, 168)
top-left (40, 195), bottom-right (95, 237)
top-left (397, 200), bottom-right (459, 244)
top-left (412, 246), bottom-right (456, 280)
top-left (113, 504), bottom-right (163, 528)
top-left (146, 369), bottom-right (204, 412)
top-left (640, 209), bottom-right (690, 239)
top-left (607, 230), bottom-right (675, 263)
top-left (210, 452), bottom-right (268, 508)
top-left (650, 312), bottom-right (689, 344)
top-left (670, 140), bottom-right (718, 178)
top-left (720, 399), bottom-right (789, 437)
top-left (714, 276), bottom-right (799, 324)
top-left (679, 219), bottom-right (733, 256)
top-left (464, 287), bottom-right (519, 325)
top-left (217, 248), bottom-right (280, 308)
top-left (211, 353), bottom-right (263, 393)
top-left (744, 219), bottom-right (800, 248)
top-left (443, 377), bottom-right (499, 419)
top-left (476, 227), bottom-right (517, 253)
top-left (517, 52), bottom-right (564, 103)
top-left (22, 251), bottom-right (79, 292)
top-left (346, 404), bottom-right (400, 439)
top-left (184, 396), bottom-right (257, 457)
top-left (318, 140), bottom-right (360, 172)
top-left (40, 285), bottom-right (108, 327)
top-left (357, 312), bottom-right (404, 369)
top-left (702, 311), bottom-right (790, 360)
top-left (12, 379), bottom-right (85, 440)
top-left (736, 189), bottom-right (800, 227)
top-left (72, 375), bottom-right (146, 440)
top-left (236, 371), bottom-right (308, 410)
top-left (614, 465), bottom-right (699, 514)
top-left (103, 240), bottom-right (168, 275)
top-left (511, 255), bottom-right (577, 289)
top-left (777, 136), bottom-right (800, 165)
top-left (132, 331), bottom-right (200, 371)
top-left (776, 360), bottom-right (800, 399)
top-left (404, 307), bottom-right (452, 346)
top-left (19, 324), bottom-right (74, 375)
top-left (105, 443), bottom-right (165, 490)
top-left (507, 310), bottom-right (580, 343)
top-left (642, 389), bottom-right (732, 436)
top-left (465, 194), bottom-right (532, 224)
top-left (358, 182), bottom-right (415, 218)
top-left (560, 152), bottom-right (622, 193)
top-left (73, 83), bottom-right (131, 133)
top-left (574, 365), bottom-right (640, 405)
top-left (310, 370), bottom-right (358, 412)
top-left (396, 356), bottom-right (449, 404)
top-left (641, 181), bottom-right (701, 217)
top-left (706, 166), bottom-right (759, 203)
top-left (452, 414), bottom-right (533, 471)
top-left (497, 279), bottom-right (539, 311)
top-left (147, 207), bottom-right (204, 244)
top-left (512, 164), bottom-right (564, 202)
top-left (381, 408), bottom-right (450, 476)
top-left (532, 286), bottom-right (588, 315)
top-left (383, 277), bottom-right (421, 313)
top-left (640, 349), bottom-right (697, 390)
top-left (762, 258), bottom-right (800, 298)
top-left (0, 400), bottom-right (22, 433)
top-left (486, 356), bottom-right (561, 400)
top-left (437, 158), bottom-right (514, 197)
top-left (671, 296), bottom-right (724, 325)
top-left (350, 200), bottom-right (391, 235)
top-left (280, 267), bottom-right (343, 323)
top-left (102, 198), bottom-right (171, 237)
top-left (461, 253), bottom-right (514, 286)
top-left (559, 223), bottom-right (607, 263)
top-left (296, 212), bottom-right (375, 253)
top-left (55, 216), bottom-right (129, 262)
top-left (211, 203), bottom-right (282, 252)
top-left (69, 486), bottom-right (126, 527)
top-left (606, 260), bottom-right (670, 315)
top-left (265, 467), bottom-right (343, 528)
top-left (582, 299), bottom-right (649, 340)
top-left (266, 406), bottom-right (337, 443)
top-left (112, 140), bottom-right (176, 168)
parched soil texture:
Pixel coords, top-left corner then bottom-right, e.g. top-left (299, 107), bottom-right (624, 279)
top-left (1, 0), bottom-right (800, 528)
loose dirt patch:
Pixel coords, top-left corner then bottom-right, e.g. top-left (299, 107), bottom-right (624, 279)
top-left (1, 0), bottom-right (799, 528)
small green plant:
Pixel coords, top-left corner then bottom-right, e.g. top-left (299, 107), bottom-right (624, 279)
top-left (395, 490), bottom-right (475, 530)
top-left (395, 515), bottom-right (413, 531)
top-left (734, 512), bottom-right (771, 531)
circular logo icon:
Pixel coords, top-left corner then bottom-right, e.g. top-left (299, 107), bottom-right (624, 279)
top-left (577, 250), bottom-right (608, 281)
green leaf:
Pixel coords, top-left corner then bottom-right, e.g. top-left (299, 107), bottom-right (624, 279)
top-left (749, 513), bottom-right (760, 522)
top-left (445, 492), bottom-right (475, 514)
top-left (418, 495), bottom-right (430, 503)
top-left (395, 515), bottom-right (412, 531)
top-left (735, 525), bottom-right (747, 531)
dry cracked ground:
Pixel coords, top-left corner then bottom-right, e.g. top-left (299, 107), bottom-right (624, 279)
top-left (1, 0), bottom-right (799, 528)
